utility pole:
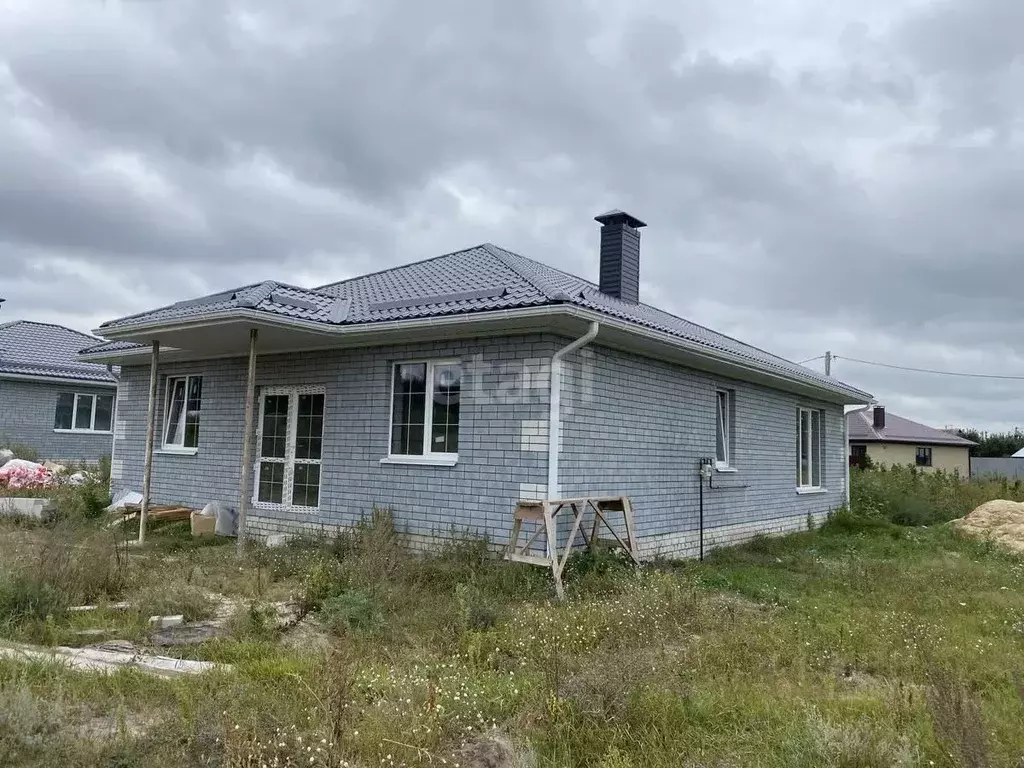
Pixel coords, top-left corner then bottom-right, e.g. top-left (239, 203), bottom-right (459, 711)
top-left (825, 351), bottom-right (832, 377)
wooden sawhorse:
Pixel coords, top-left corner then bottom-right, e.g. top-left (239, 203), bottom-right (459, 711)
top-left (504, 496), bottom-right (639, 598)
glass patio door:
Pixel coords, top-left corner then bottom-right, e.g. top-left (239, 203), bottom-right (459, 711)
top-left (254, 387), bottom-right (325, 510)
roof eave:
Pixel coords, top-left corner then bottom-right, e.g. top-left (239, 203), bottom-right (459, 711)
top-left (0, 371), bottom-right (118, 388)
top-left (851, 437), bottom-right (977, 447)
top-left (91, 305), bottom-right (871, 403)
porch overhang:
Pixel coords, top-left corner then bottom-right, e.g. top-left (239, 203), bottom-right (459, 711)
top-left (83, 305), bottom-right (871, 405)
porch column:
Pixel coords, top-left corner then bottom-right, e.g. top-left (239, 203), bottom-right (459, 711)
top-left (237, 328), bottom-right (258, 556)
top-left (138, 340), bottom-right (160, 545)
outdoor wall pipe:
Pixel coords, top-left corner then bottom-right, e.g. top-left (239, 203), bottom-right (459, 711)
top-left (844, 409), bottom-right (851, 509)
top-left (547, 321), bottom-right (600, 500)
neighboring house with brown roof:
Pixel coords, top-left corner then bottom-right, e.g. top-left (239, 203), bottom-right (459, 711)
top-left (0, 320), bottom-right (118, 463)
top-left (847, 406), bottom-right (976, 475)
top-left (80, 211), bottom-right (872, 557)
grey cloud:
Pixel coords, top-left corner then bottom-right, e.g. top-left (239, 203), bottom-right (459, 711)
top-left (2, 0), bottom-right (1023, 431)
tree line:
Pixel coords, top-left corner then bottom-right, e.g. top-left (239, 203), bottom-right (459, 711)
top-left (954, 428), bottom-right (1024, 458)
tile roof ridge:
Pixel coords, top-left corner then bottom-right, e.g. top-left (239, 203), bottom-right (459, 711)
top-left (0, 319), bottom-right (99, 341)
top-left (480, 243), bottom-right (565, 300)
top-left (236, 280), bottom-right (279, 308)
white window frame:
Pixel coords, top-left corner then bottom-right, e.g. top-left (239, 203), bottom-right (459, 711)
top-left (715, 389), bottom-right (735, 470)
top-left (253, 385), bottom-right (326, 512)
top-left (383, 359), bottom-right (461, 466)
top-left (53, 392), bottom-right (116, 434)
top-left (797, 407), bottom-right (825, 493)
top-left (161, 374), bottom-right (203, 453)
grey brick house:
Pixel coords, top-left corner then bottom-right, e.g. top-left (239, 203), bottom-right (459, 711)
top-left (0, 321), bottom-right (118, 463)
top-left (81, 211), bottom-right (870, 556)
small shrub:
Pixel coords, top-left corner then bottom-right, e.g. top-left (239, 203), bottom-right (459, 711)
top-left (0, 574), bottom-right (64, 624)
top-left (823, 506), bottom-right (898, 535)
top-left (0, 685), bottom-right (65, 765)
top-left (51, 477), bottom-right (111, 521)
top-left (562, 546), bottom-right (634, 595)
top-left (299, 559), bottom-right (347, 613)
top-left (455, 582), bottom-right (498, 631)
top-left (318, 590), bottom-right (380, 634)
top-left (926, 667), bottom-right (991, 768)
top-left (0, 522), bottom-right (129, 631)
top-left (805, 710), bottom-right (917, 767)
top-left (330, 507), bottom-right (409, 591)
top-left (230, 601), bottom-right (279, 642)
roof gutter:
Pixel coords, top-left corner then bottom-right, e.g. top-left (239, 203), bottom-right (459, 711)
top-left (92, 304), bottom-right (870, 402)
top-left (0, 372), bottom-right (118, 388)
top-left (548, 321), bottom-right (599, 501)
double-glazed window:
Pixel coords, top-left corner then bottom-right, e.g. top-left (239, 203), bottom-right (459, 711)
top-left (797, 407), bottom-right (825, 489)
top-left (916, 446), bottom-right (933, 467)
top-left (715, 390), bottom-right (735, 468)
top-left (54, 392), bottom-right (115, 433)
top-left (255, 387), bottom-right (325, 509)
top-left (389, 360), bottom-right (462, 459)
top-left (163, 376), bottom-right (203, 449)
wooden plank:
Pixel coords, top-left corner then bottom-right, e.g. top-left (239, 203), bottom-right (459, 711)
top-left (507, 553), bottom-right (555, 567)
top-left (557, 503), bottom-right (587, 574)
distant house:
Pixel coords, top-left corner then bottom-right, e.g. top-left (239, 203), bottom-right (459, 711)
top-left (0, 321), bottom-right (118, 463)
top-left (80, 210), bottom-right (872, 557)
top-left (847, 406), bottom-right (976, 475)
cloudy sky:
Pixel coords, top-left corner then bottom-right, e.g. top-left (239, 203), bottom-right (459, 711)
top-left (2, 0), bottom-right (1023, 431)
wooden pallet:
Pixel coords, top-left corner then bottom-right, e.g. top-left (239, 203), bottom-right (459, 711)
top-left (504, 496), bottom-right (638, 598)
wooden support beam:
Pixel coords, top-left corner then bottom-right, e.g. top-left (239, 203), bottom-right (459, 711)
top-left (237, 328), bottom-right (258, 557)
top-left (138, 340), bottom-right (160, 546)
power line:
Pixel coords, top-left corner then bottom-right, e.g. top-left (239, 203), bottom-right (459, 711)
top-left (835, 355), bottom-right (1024, 381)
top-left (797, 355), bottom-right (824, 365)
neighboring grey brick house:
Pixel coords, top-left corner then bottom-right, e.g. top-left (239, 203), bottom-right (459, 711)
top-left (82, 211), bottom-right (870, 557)
top-left (0, 321), bottom-right (118, 463)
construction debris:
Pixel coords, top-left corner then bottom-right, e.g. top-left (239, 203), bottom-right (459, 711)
top-left (0, 497), bottom-right (55, 521)
top-left (107, 504), bottom-right (194, 528)
top-left (0, 459), bottom-right (54, 490)
top-left (148, 614), bottom-right (184, 629)
top-left (150, 624), bottom-right (227, 647)
top-left (68, 601), bottom-right (133, 613)
top-left (0, 640), bottom-right (228, 677)
top-left (953, 500), bottom-right (1024, 553)
top-left (106, 489), bottom-right (144, 511)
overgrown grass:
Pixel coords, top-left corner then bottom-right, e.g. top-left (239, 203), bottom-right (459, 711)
top-left (1, 480), bottom-right (1023, 766)
top-left (851, 463), bottom-right (1024, 526)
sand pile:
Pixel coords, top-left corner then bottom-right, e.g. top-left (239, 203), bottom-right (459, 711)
top-left (953, 500), bottom-right (1024, 553)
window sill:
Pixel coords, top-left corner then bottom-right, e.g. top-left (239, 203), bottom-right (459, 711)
top-left (156, 447), bottom-right (199, 456)
top-left (796, 487), bottom-right (827, 495)
top-left (253, 502), bottom-right (320, 513)
top-left (53, 429), bottom-right (113, 435)
top-left (715, 465), bottom-right (739, 473)
top-left (380, 455), bottom-right (458, 467)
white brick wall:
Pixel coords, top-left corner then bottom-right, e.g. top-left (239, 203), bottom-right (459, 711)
top-left (519, 419), bottom-right (548, 451)
top-left (0, 379), bottom-right (115, 463)
top-left (112, 331), bottom-right (849, 560)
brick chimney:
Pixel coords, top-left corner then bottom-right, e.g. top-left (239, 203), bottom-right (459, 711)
top-left (873, 406), bottom-right (886, 430)
top-left (595, 210), bottom-right (646, 303)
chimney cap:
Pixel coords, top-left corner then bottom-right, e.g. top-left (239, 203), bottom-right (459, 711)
top-left (594, 209), bottom-right (647, 229)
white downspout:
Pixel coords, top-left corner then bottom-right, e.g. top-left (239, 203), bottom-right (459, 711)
top-left (844, 409), bottom-right (851, 509)
top-left (547, 321), bottom-right (600, 500)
